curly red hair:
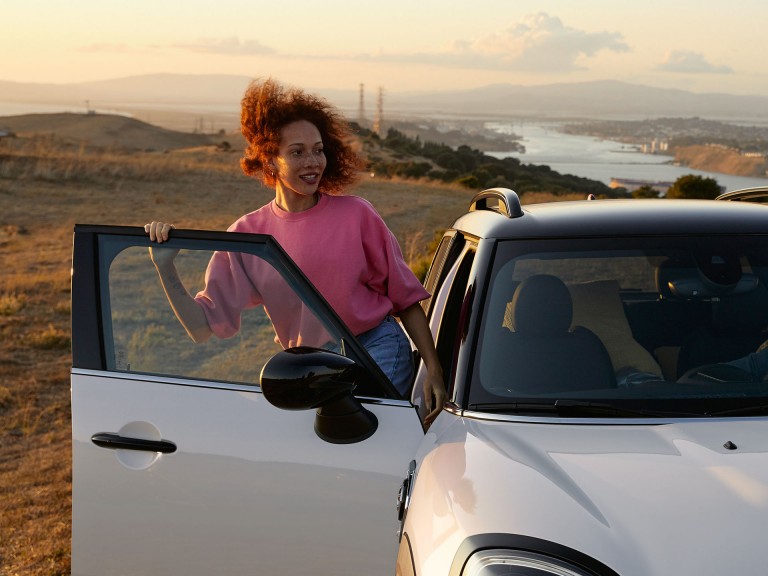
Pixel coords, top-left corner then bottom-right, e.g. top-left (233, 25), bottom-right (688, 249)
top-left (240, 78), bottom-right (365, 194)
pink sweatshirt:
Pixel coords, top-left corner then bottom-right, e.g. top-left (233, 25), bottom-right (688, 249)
top-left (194, 193), bottom-right (430, 349)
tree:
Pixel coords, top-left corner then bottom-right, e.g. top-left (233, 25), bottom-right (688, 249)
top-left (666, 175), bottom-right (721, 200)
top-left (455, 174), bottom-right (479, 189)
top-left (632, 185), bottom-right (660, 198)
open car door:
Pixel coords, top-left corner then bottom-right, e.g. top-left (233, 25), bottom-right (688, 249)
top-left (70, 225), bottom-right (425, 576)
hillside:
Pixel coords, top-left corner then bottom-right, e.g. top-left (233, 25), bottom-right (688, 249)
top-left (674, 145), bottom-right (768, 178)
top-left (0, 112), bottom-right (228, 151)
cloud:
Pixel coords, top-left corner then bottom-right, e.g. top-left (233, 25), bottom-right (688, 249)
top-left (358, 13), bottom-right (629, 73)
top-left (658, 50), bottom-right (733, 74)
top-left (77, 37), bottom-right (274, 57)
top-left (78, 43), bottom-right (139, 54)
top-left (172, 36), bottom-right (274, 56)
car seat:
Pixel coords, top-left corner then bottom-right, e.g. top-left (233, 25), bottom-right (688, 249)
top-left (500, 274), bottom-right (616, 394)
top-left (568, 279), bottom-right (663, 377)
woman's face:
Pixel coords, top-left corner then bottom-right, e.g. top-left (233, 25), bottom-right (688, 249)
top-left (272, 120), bottom-right (327, 197)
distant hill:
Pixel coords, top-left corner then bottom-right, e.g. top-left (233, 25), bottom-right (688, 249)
top-left (0, 74), bottom-right (251, 106)
top-left (0, 112), bottom-right (218, 150)
top-left (391, 81), bottom-right (768, 121)
top-left (2, 75), bottom-right (768, 123)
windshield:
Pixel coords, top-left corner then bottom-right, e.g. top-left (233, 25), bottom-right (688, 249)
top-left (470, 235), bottom-right (768, 417)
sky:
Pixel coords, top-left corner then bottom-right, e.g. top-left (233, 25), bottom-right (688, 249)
top-left (3, 0), bottom-right (768, 96)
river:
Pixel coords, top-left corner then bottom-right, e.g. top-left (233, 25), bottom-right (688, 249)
top-left (485, 121), bottom-right (767, 193)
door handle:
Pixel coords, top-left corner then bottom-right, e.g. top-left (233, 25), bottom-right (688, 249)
top-left (91, 432), bottom-right (177, 454)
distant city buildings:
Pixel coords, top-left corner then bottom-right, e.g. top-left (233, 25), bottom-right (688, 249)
top-left (640, 139), bottom-right (669, 154)
top-left (639, 138), bottom-right (766, 160)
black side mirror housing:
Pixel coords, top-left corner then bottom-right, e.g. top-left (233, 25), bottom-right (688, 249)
top-left (260, 347), bottom-right (378, 444)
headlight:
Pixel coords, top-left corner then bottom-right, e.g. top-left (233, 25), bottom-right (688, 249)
top-left (464, 549), bottom-right (595, 576)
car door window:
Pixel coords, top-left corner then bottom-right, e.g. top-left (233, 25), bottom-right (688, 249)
top-left (107, 244), bottom-right (334, 384)
top-left (436, 246), bottom-right (476, 393)
top-left (412, 237), bottom-right (475, 404)
top-left (422, 232), bottom-right (464, 316)
top-left (74, 225), bottom-right (399, 399)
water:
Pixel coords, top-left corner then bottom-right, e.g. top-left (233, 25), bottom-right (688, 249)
top-left (0, 102), bottom-right (92, 116)
top-left (485, 121), bottom-right (768, 193)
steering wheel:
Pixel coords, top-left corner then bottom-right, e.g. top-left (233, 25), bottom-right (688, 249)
top-left (677, 363), bottom-right (756, 385)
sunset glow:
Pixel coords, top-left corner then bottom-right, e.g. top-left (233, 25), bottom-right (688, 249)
top-left (3, 0), bottom-right (767, 95)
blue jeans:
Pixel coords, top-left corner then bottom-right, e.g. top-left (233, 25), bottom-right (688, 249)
top-left (324, 316), bottom-right (414, 395)
top-left (357, 316), bottom-right (414, 396)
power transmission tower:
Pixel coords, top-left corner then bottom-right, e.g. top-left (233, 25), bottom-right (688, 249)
top-left (358, 83), bottom-right (365, 125)
top-left (373, 86), bottom-right (384, 136)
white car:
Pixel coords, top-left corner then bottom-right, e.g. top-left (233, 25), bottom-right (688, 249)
top-left (71, 189), bottom-right (768, 575)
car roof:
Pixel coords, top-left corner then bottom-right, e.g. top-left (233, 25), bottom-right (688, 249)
top-left (452, 196), bottom-right (768, 240)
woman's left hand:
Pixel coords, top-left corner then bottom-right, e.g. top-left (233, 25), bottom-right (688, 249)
top-left (397, 304), bottom-right (447, 428)
top-left (422, 367), bottom-right (446, 428)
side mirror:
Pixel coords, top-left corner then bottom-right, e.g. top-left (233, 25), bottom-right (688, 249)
top-left (260, 347), bottom-right (378, 444)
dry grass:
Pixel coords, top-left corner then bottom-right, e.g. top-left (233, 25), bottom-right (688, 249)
top-left (0, 135), bottom-right (239, 184)
top-left (0, 115), bottom-right (566, 575)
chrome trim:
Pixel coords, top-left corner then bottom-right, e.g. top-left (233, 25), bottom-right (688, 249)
top-left (70, 368), bottom-right (416, 407)
top-left (457, 407), bottom-right (768, 425)
top-left (443, 403), bottom-right (464, 417)
top-left (715, 186), bottom-right (768, 202)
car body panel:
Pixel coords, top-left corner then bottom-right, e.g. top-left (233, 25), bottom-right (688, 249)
top-left (72, 371), bottom-right (423, 575)
top-left (406, 414), bottom-right (768, 575)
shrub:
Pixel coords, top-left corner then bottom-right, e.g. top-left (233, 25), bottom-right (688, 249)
top-left (0, 293), bottom-right (26, 316)
top-left (28, 324), bottom-right (71, 350)
top-left (666, 174), bottom-right (722, 200)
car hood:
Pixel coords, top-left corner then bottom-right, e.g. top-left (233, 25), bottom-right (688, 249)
top-left (410, 415), bottom-right (768, 575)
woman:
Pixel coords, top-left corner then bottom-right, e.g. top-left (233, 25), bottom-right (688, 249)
top-left (146, 78), bottom-right (445, 424)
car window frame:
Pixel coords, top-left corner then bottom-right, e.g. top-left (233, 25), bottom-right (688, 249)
top-left (72, 224), bottom-right (402, 399)
top-left (461, 233), bottom-right (768, 416)
top-left (422, 231), bottom-right (463, 316)
top-left (424, 234), bottom-right (481, 403)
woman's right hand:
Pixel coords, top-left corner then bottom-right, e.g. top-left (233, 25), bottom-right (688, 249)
top-left (145, 221), bottom-right (179, 268)
top-left (145, 221), bottom-right (175, 243)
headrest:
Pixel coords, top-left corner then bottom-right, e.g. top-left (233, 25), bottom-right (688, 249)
top-left (510, 274), bottom-right (573, 336)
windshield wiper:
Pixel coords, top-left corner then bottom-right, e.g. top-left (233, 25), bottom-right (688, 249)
top-left (468, 399), bottom-right (696, 418)
top-left (705, 403), bottom-right (768, 417)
